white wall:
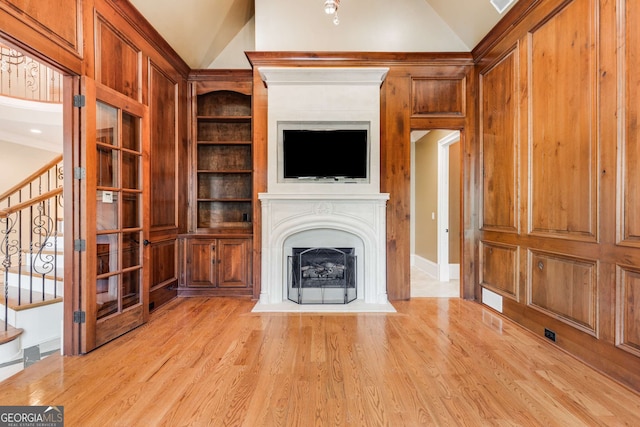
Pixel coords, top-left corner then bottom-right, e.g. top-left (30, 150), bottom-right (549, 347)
top-left (0, 141), bottom-right (59, 193)
top-left (428, 0), bottom-right (517, 48)
top-left (254, 0), bottom-right (468, 53)
top-left (208, 17), bottom-right (256, 69)
top-left (209, 0), bottom-right (471, 68)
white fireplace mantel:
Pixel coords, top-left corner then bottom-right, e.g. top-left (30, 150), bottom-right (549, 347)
top-left (258, 67), bottom-right (389, 86)
top-left (253, 66), bottom-right (393, 312)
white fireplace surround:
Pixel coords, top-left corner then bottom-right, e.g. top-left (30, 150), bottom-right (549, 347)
top-left (253, 66), bottom-right (394, 312)
top-left (257, 194), bottom-right (390, 307)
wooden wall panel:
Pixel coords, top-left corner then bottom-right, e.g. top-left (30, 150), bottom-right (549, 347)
top-left (474, 0), bottom-right (640, 393)
top-left (480, 49), bottom-right (519, 232)
top-left (480, 242), bottom-right (518, 299)
top-left (0, 0), bottom-right (80, 53)
top-left (95, 15), bottom-right (141, 101)
top-left (149, 239), bottom-right (178, 311)
top-left (151, 240), bottom-right (177, 285)
top-left (529, 250), bottom-right (597, 333)
top-left (616, 266), bottom-right (640, 357)
top-left (252, 69), bottom-right (268, 299)
top-left (529, 0), bottom-right (597, 240)
top-left (149, 63), bottom-right (178, 230)
top-left (411, 78), bottom-right (465, 116)
top-left (621, 0), bottom-right (640, 245)
top-left (383, 74), bottom-right (412, 301)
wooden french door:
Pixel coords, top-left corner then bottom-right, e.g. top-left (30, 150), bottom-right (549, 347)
top-left (80, 78), bottom-right (149, 352)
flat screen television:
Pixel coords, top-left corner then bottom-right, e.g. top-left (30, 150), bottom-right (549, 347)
top-left (279, 122), bottom-right (369, 182)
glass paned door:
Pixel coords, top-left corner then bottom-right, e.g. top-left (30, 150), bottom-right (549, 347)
top-left (86, 83), bottom-right (148, 350)
top-left (96, 103), bottom-right (143, 320)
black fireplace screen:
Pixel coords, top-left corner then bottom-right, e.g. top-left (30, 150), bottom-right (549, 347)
top-left (288, 247), bottom-right (356, 304)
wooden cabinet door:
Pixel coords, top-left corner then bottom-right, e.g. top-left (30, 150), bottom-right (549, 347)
top-left (187, 240), bottom-right (216, 287)
top-left (217, 238), bottom-right (250, 287)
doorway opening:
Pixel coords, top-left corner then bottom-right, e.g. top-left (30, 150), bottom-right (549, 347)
top-left (0, 38), bottom-right (66, 380)
top-left (410, 129), bottom-right (461, 297)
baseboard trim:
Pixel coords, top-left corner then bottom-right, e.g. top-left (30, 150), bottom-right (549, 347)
top-left (412, 255), bottom-right (459, 281)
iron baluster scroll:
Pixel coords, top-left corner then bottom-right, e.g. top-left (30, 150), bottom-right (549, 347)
top-left (31, 200), bottom-right (59, 298)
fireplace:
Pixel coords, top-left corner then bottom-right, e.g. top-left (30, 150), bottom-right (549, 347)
top-left (288, 247), bottom-right (356, 304)
top-left (252, 66), bottom-right (394, 312)
top-left (254, 194), bottom-right (392, 311)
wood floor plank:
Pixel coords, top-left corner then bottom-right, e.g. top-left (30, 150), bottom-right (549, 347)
top-left (1, 297), bottom-right (640, 426)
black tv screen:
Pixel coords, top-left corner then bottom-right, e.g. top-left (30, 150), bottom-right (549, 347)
top-left (282, 129), bottom-right (368, 179)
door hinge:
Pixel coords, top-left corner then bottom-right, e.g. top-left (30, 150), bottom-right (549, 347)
top-left (74, 239), bottom-right (86, 252)
top-left (74, 167), bottom-right (86, 180)
top-left (73, 311), bottom-right (86, 324)
top-left (73, 94), bottom-right (86, 108)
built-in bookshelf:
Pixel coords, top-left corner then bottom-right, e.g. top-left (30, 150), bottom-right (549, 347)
top-left (194, 88), bottom-right (252, 231)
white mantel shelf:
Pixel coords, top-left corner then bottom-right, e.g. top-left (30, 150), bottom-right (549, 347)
top-left (259, 193), bottom-right (390, 201)
top-left (258, 67), bottom-right (389, 86)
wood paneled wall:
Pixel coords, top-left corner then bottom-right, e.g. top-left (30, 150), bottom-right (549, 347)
top-left (474, 0), bottom-right (640, 391)
top-left (0, 0), bottom-right (83, 72)
top-left (92, 0), bottom-right (190, 311)
top-left (0, 0), bottom-right (190, 321)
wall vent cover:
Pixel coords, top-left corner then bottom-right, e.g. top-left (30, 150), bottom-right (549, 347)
top-left (490, 0), bottom-right (515, 13)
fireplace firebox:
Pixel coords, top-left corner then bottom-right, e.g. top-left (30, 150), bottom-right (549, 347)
top-left (288, 247), bottom-right (356, 304)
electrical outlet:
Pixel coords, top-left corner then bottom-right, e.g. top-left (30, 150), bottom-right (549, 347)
top-left (544, 328), bottom-right (556, 342)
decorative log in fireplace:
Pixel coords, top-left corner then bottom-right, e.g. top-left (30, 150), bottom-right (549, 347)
top-left (288, 247), bottom-right (356, 304)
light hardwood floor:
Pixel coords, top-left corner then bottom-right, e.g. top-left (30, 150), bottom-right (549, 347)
top-left (1, 296), bottom-right (640, 426)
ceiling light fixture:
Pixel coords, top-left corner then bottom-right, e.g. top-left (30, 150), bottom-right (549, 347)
top-left (323, 0), bottom-right (340, 25)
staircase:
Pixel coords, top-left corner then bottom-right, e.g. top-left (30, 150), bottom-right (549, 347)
top-left (0, 155), bottom-right (64, 382)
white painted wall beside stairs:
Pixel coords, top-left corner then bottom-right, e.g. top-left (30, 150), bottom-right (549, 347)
top-left (1, 300), bottom-right (62, 350)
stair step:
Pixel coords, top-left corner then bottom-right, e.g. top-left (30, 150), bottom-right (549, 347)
top-left (6, 266), bottom-right (64, 281)
top-left (22, 250), bottom-right (64, 268)
top-left (22, 251), bottom-right (64, 259)
top-left (25, 234), bottom-right (63, 245)
top-left (0, 325), bottom-right (23, 345)
top-left (1, 269), bottom-right (64, 301)
top-left (1, 286), bottom-right (62, 311)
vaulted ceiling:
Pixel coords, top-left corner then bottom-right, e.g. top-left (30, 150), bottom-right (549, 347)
top-left (128, 0), bottom-right (518, 69)
top-left (0, 0), bottom-right (518, 154)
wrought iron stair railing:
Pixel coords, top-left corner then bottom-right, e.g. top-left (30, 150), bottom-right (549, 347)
top-left (0, 155), bottom-right (63, 332)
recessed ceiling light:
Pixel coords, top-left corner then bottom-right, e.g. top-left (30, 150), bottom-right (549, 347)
top-left (490, 0), bottom-right (515, 14)
top-left (30, 128), bottom-right (42, 134)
